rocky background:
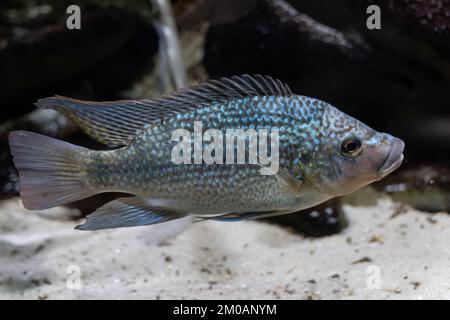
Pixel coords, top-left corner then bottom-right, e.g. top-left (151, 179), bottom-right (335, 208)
top-left (0, 0), bottom-right (449, 237)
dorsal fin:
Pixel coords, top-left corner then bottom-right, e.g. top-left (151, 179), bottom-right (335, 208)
top-left (35, 75), bottom-right (293, 146)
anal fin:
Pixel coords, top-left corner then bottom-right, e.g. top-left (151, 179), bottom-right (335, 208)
top-left (76, 197), bottom-right (186, 231)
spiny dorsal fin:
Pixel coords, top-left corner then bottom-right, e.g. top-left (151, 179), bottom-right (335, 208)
top-left (35, 75), bottom-right (293, 146)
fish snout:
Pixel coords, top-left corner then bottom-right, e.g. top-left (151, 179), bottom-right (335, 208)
top-left (377, 136), bottom-right (405, 177)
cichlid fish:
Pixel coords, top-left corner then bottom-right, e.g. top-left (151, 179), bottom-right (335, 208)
top-left (9, 75), bottom-right (404, 230)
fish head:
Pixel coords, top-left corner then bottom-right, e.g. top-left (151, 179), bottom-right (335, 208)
top-left (311, 105), bottom-right (405, 197)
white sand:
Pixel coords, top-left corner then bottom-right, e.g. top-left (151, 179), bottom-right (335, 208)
top-left (0, 195), bottom-right (449, 300)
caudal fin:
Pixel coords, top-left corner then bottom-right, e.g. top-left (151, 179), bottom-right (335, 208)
top-left (9, 131), bottom-right (96, 210)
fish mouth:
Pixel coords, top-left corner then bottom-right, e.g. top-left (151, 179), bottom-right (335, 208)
top-left (378, 138), bottom-right (405, 177)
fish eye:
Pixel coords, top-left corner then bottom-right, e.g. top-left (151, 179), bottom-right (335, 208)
top-left (340, 138), bottom-right (362, 157)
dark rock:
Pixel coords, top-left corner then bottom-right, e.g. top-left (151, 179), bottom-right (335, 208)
top-left (0, 5), bottom-right (158, 121)
top-left (204, 0), bottom-right (363, 81)
top-left (265, 198), bottom-right (347, 237)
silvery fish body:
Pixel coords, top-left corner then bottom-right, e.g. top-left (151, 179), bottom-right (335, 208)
top-left (9, 75), bottom-right (404, 230)
top-left (89, 95), bottom-right (328, 215)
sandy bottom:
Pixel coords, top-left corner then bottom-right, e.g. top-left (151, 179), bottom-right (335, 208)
top-left (0, 195), bottom-right (449, 300)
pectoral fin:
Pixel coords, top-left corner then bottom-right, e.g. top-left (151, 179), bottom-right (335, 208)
top-left (76, 197), bottom-right (186, 230)
top-left (273, 168), bottom-right (304, 197)
top-left (256, 154), bottom-right (303, 197)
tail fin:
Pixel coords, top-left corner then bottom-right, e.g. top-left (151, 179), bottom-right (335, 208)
top-left (9, 131), bottom-right (96, 210)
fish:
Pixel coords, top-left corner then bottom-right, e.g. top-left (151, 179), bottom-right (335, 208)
top-left (8, 75), bottom-right (405, 230)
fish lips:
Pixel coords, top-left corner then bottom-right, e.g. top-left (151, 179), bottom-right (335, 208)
top-left (378, 138), bottom-right (405, 177)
